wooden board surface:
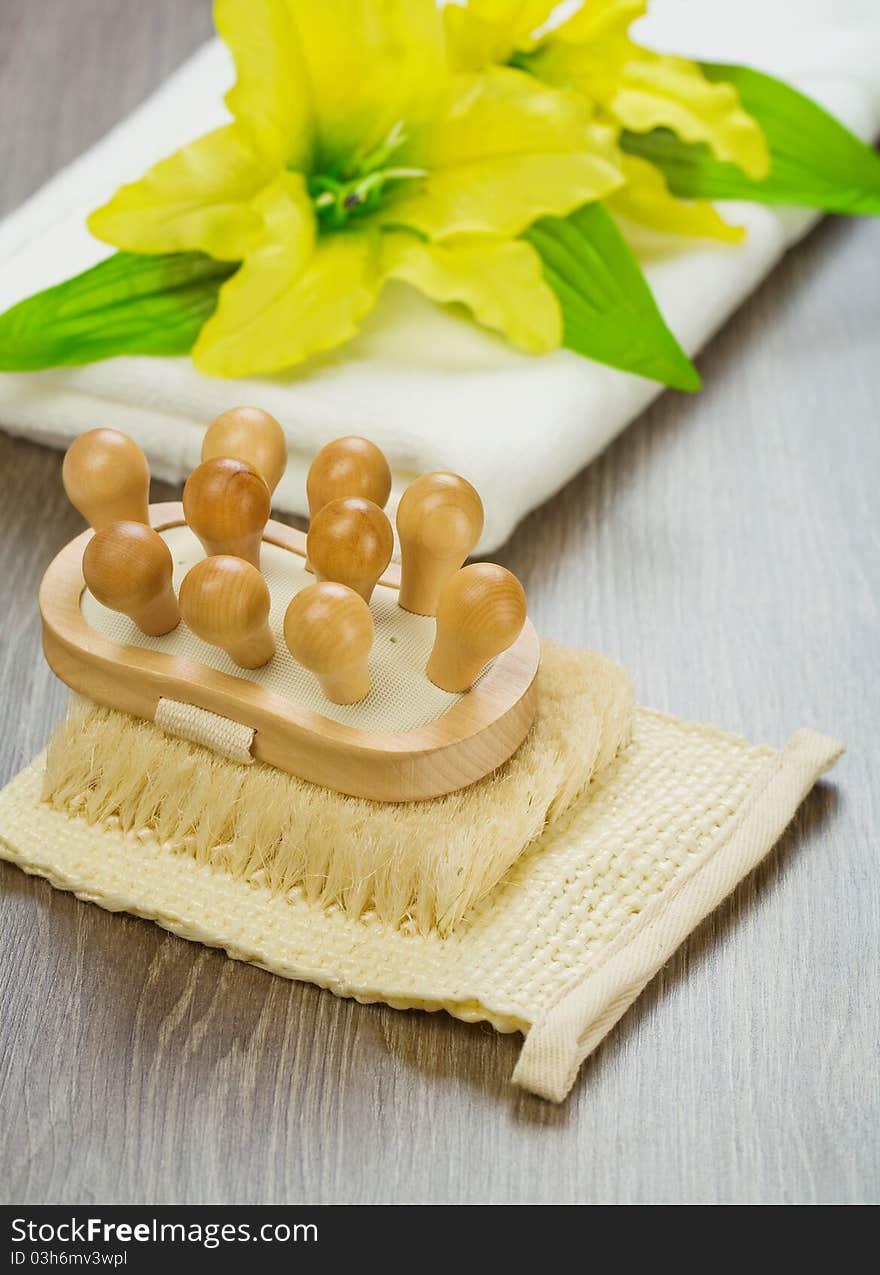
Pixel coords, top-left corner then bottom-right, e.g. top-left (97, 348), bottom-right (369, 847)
top-left (0, 0), bottom-right (877, 1205)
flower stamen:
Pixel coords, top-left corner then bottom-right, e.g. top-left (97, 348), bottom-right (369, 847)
top-left (308, 154), bottom-right (427, 230)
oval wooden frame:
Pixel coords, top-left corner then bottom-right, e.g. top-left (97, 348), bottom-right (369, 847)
top-left (40, 503), bottom-right (541, 802)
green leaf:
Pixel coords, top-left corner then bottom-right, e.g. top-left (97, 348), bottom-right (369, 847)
top-left (524, 202), bottom-right (700, 391)
top-left (0, 251), bottom-right (237, 372)
top-left (622, 63), bottom-right (880, 215)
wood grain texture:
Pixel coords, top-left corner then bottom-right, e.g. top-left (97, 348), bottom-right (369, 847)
top-left (0, 0), bottom-right (878, 1206)
top-left (182, 458), bottom-right (271, 569)
top-left (284, 582), bottom-right (376, 705)
top-left (62, 428), bottom-right (151, 531)
top-left (202, 407), bottom-right (288, 496)
top-left (397, 471), bottom-right (485, 616)
top-left (306, 496), bottom-right (394, 602)
top-left (177, 553), bottom-right (275, 670)
top-left (82, 521), bottom-right (180, 636)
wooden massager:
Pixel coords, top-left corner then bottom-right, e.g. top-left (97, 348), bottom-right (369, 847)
top-left (41, 410), bottom-right (540, 801)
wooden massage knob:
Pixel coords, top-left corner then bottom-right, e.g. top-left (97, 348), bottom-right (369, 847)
top-left (396, 472), bottom-right (484, 616)
top-left (306, 436), bottom-right (392, 519)
top-left (82, 521), bottom-right (180, 637)
top-left (62, 428), bottom-right (150, 530)
top-left (182, 457), bottom-right (271, 569)
top-left (201, 406), bottom-right (287, 496)
top-left (306, 497), bottom-right (394, 603)
top-left (284, 582), bottom-right (374, 705)
top-left (179, 555), bottom-right (275, 669)
top-left (426, 562), bottom-right (527, 693)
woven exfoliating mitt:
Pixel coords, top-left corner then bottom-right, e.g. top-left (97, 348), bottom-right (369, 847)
top-left (0, 642), bottom-right (842, 1102)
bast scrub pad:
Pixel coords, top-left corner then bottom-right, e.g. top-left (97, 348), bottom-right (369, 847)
top-left (39, 641), bottom-right (635, 936)
top-left (0, 677), bottom-right (841, 1101)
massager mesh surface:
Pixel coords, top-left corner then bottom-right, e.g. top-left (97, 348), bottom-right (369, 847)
top-left (80, 525), bottom-right (466, 732)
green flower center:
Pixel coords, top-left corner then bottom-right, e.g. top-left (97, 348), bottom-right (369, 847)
top-left (305, 122), bottom-right (426, 231)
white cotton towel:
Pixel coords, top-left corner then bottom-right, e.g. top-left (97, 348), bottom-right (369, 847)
top-left (1, 0), bottom-right (879, 551)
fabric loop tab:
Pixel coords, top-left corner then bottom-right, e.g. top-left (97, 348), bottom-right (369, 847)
top-left (154, 697), bottom-right (255, 765)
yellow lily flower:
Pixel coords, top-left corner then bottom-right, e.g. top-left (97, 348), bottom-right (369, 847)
top-left (88, 0), bottom-right (624, 376)
top-left (446, 0), bottom-right (770, 241)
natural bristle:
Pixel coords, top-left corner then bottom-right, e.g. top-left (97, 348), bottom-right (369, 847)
top-left (42, 642), bottom-right (634, 935)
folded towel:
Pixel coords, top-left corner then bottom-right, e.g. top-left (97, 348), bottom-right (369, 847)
top-left (1, 0), bottom-right (879, 551)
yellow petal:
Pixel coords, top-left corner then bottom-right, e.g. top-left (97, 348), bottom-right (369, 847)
top-left (553, 0), bottom-right (648, 45)
top-left (193, 178), bottom-right (380, 377)
top-left (607, 154), bottom-right (745, 242)
top-left (387, 67), bottom-right (623, 239)
top-left (444, 7), bottom-right (516, 72)
top-left (287, 0), bottom-right (446, 166)
top-left (215, 0), bottom-right (314, 171)
top-left (445, 0), bottom-right (558, 71)
top-left (610, 56), bottom-right (769, 179)
top-left (462, 0), bottom-right (557, 27)
top-left (249, 170), bottom-right (317, 264)
top-left (88, 124), bottom-right (271, 259)
top-left (382, 231), bottom-right (561, 353)
top-left (533, 0), bottom-right (770, 179)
